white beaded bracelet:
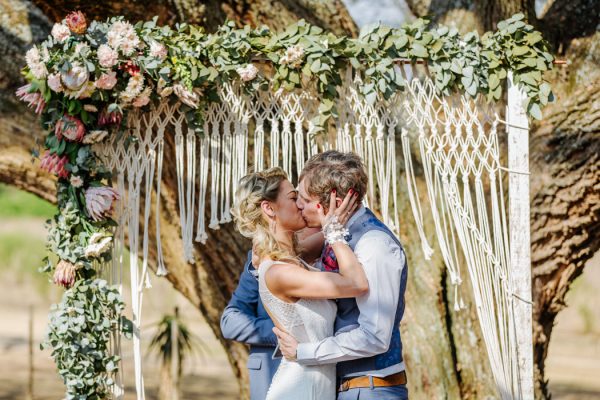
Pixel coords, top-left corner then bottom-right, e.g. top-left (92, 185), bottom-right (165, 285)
top-left (322, 215), bottom-right (350, 245)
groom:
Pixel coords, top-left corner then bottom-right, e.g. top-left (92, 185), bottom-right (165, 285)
top-left (275, 150), bottom-right (409, 399)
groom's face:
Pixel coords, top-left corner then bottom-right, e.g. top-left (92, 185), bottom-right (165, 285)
top-left (296, 179), bottom-right (322, 228)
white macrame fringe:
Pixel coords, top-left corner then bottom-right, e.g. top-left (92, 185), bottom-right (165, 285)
top-left (96, 68), bottom-right (529, 400)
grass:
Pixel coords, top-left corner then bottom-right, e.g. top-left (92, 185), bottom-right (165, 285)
top-left (0, 232), bottom-right (52, 296)
top-left (0, 183), bottom-right (55, 218)
top-left (0, 184), bottom-right (55, 296)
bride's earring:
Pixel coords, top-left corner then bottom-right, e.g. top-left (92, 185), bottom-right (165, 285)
top-left (270, 214), bottom-right (277, 233)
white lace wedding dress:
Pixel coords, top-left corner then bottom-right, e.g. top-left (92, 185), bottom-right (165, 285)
top-left (259, 260), bottom-right (337, 400)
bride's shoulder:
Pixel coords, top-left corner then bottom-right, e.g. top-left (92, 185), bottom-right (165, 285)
top-left (261, 259), bottom-right (300, 282)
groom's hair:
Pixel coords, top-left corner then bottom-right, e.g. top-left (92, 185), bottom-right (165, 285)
top-left (299, 151), bottom-right (368, 208)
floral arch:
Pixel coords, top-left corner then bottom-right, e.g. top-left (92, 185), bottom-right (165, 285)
top-left (17, 10), bottom-right (555, 400)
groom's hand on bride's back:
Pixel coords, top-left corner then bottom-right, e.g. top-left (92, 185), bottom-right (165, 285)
top-left (273, 327), bottom-right (298, 360)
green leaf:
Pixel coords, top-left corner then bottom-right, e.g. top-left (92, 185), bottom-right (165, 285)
top-left (411, 43), bottom-right (428, 58)
top-left (489, 74), bottom-right (500, 89)
top-left (310, 59), bottom-right (321, 73)
top-left (512, 46), bottom-right (530, 56)
top-left (528, 102), bottom-right (542, 120)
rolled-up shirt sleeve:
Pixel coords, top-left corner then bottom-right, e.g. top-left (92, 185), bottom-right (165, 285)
top-left (296, 231), bottom-right (405, 365)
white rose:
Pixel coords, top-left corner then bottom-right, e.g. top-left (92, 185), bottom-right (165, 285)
top-left (25, 47), bottom-right (48, 79)
top-left (97, 45), bottom-right (118, 68)
top-left (150, 41), bottom-right (168, 60)
top-left (51, 23), bottom-right (70, 43)
top-left (61, 63), bottom-right (88, 90)
top-left (236, 64), bottom-right (259, 82)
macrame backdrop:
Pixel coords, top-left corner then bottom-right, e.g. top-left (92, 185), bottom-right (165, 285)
top-left (97, 67), bottom-right (532, 400)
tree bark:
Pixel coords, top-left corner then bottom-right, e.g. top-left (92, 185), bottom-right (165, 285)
top-left (404, 1), bottom-right (600, 398)
top-left (1, 1), bottom-right (598, 399)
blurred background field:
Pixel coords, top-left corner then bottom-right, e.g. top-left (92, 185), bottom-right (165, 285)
top-left (0, 183), bottom-right (599, 399)
top-left (0, 183), bottom-right (238, 400)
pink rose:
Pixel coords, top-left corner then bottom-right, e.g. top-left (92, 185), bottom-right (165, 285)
top-left (132, 87), bottom-right (151, 107)
top-left (47, 73), bottom-right (63, 93)
top-left (94, 71), bottom-right (118, 90)
top-left (97, 45), bottom-right (118, 68)
top-left (85, 186), bottom-right (120, 221)
top-left (70, 175), bottom-right (84, 188)
top-left (132, 94), bottom-right (150, 107)
top-left (55, 115), bottom-right (85, 142)
top-left (39, 151), bottom-right (69, 179)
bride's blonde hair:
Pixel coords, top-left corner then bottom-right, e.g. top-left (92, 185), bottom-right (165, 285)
top-left (231, 167), bottom-right (296, 262)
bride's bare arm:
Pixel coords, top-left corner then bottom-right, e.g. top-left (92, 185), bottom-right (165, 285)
top-left (295, 228), bottom-right (324, 264)
top-left (265, 261), bottom-right (368, 300)
top-left (267, 191), bottom-right (368, 300)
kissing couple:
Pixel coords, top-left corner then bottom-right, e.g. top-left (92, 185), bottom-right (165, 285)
top-left (223, 150), bottom-right (408, 400)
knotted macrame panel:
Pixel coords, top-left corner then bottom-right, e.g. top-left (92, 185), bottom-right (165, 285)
top-left (97, 68), bottom-right (525, 400)
top-left (399, 74), bottom-right (520, 399)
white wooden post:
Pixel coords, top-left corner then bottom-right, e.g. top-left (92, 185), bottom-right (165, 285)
top-left (507, 71), bottom-right (534, 400)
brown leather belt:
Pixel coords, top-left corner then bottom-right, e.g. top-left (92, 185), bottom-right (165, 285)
top-left (338, 371), bottom-right (407, 392)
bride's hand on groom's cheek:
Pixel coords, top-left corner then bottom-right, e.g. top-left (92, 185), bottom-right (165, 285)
top-left (273, 327), bottom-right (298, 360)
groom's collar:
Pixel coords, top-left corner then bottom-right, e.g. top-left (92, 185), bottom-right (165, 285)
top-left (346, 205), bottom-right (367, 228)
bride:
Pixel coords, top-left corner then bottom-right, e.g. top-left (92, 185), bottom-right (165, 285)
top-left (231, 167), bottom-right (369, 400)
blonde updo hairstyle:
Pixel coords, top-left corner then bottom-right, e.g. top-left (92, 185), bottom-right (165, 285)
top-left (231, 167), bottom-right (296, 263)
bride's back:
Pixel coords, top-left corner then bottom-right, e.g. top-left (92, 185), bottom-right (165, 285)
top-left (258, 259), bottom-right (337, 400)
top-left (258, 259), bottom-right (337, 344)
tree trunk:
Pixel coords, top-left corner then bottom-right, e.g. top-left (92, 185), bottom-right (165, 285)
top-left (1, 1), bottom-right (598, 400)
top-left (158, 361), bottom-right (178, 400)
top-left (404, 0), bottom-right (600, 398)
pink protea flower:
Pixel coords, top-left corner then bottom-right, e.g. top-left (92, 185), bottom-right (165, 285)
top-left (53, 260), bottom-right (78, 288)
top-left (55, 115), bottom-right (85, 142)
top-left (66, 11), bottom-right (87, 35)
top-left (39, 151), bottom-right (69, 179)
top-left (15, 84), bottom-right (46, 114)
top-left (98, 108), bottom-right (123, 126)
top-left (85, 186), bottom-right (119, 221)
